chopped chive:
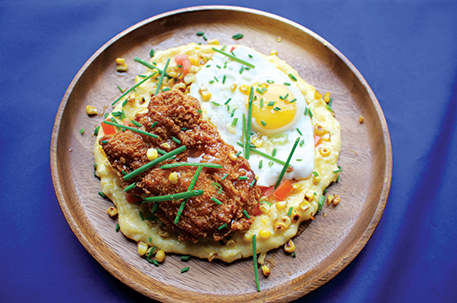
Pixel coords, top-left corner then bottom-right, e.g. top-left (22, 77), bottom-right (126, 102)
top-left (121, 170), bottom-right (127, 175)
top-left (289, 98), bottom-right (297, 103)
top-left (147, 246), bottom-right (156, 258)
top-left (260, 200), bottom-right (273, 206)
top-left (177, 64), bottom-right (183, 68)
top-left (104, 113), bottom-right (108, 118)
top-left (224, 61), bottom-right (228, 69)
top-left (275, 138), bottom-right (300, 188)
top-left (115, 223), bottom-right (120, 232)
top-left (153, 259), bottom-right (159, 267)
top-left (143, 189), bottom-right (204, 203)
top-left (218, 223), bottom-right (227, 230)
top-left (124, 146), bottom-right (186, 181)
top-left (325, 105), bottom-right (334, 112)
top-left (231, 108), bottom-right (236, 117)
top-left (148, 237), bottom-right (152, 243)
top-left (155, 58), bottom-right (171, 96)
top-left (110, 118), bottom-right (120, 129)
top-left (161, 162), bottom-right (222, 169)
top-left (211, 197), bottom-right (223, 205)
top-left (196, 32), bottom-right (204, 36)
top-left (333, 168), bottom-right (343, 173)
top-left (308, 109), bottom-right (313, 118)
top-left (284, 82), bottom-right (291, 86)
top-left (287, 206), bottom-right (293, 216)
top-left (313, 171), bottom-right (319, 177)
top-left (209, 80), bottom-right (215, 84)
top-left (181, 267), bottom-right (190, 273)
top-left (94, 125), bottom-right (100, 136)
top-left (131, 120), bottom-right (142, 127)
top-left (256, 87), bottom-right (267, 95)
top-left (248, 54), bottom-right (253, 58)
top-left (180, 255), bottom-right (191, 261)
top-left (149, 48), bottom-right (154, 58)
top-left (80, 128), bottom-right (85, 135)
top-left (157, 148), bottom-right (166, 155)
top-left (236, 150), bottom-right (242, 157)
top-left (211, 47), bottom-right (255, 69)
top-left (103, 121), bottom-right (158, 139)
top-left (112, 73), bottom-right (155, 106)
top-left (117, 84), bottom-right (124, 93)
top-left (211, 182), bottom-right (223, 194)
top-left (243, 209), bottom-right (250, 219)
top-left (232, 33), bottom-right (244, 40)
top-left (101, 140), bottom-right (108, 144)
top-left (197, 109), bottom-right (202, 113)
top-left (221, 173), bottom-right (229, 181)
top-left (152, 202), bottom-right (159, 214)
top-left (245, 87), bottom-right (254, 160)
top-left (324, 188), bottom-right (328, 194)
top-left (260, 98), bottom-right (264, 109)
top-left (274, 107), bottom-right (281, 111)
top-left (236, 142), bottom-right (288, 166)
top-left (93, 163), bottom-right (99, 179)
top-left (211, 101), bottom-right (221, 106)
top-left (206, 64), bottom-right (211, 68)
top-left (222, 75), bottom-right (227, 84)
top-left (296, 128), bottom-right (303, 136)
top-left (139, 210), bottom-right (144, 221)
top-left (259, 160), bottom-right (263, 169)
top-left (225, 98), bottom-right (232, 105)
top-left (252, 234), bottom-right (260, 292)
top-left (318, 195), bottom-right (325, 212)
top-left (299, 139), bottom-right (305, 147)
top-left (249, 179), bottom-right (255, 188)
top-left (231, 117), bottom-right (239, 126)
top-left (267, 101), bottom-right (276, 107)
top-left (238, 176), bottom-right (248, 180)
top-left (328, 97), bottom-right (333, 108)
top-left (261, 120), bottom-right (267, 127)
top-left (292, 251), bottom-right (296, 258)
top-left (267, 80), bottom-right (274, 84)
top-left (280, 93), bottom-right (289, 100)
top-left (98, 191), bottom-right (107, 199)
top-left (124, 182), bottom-right (137, 192)
top-left (269, 161), bottom-right (274, 166)
top-left (296, 159), bottom-right (303, 161)
top-left (122, 99), bottom-right (128, 107)
top-left (174, 166), bottom-right (203, 224)
top-left (162, 87), bottom-right (171, 92)
top-left (203, 35), bottom-right (208, 41)
top-left (288, 73), bottom-right (297, 81)
top-left (150, 121), bottom-right (158, 129)
top-left (272, 148), bottom-right (277, 157)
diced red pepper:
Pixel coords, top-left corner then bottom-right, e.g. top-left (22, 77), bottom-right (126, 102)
top-left (174, 54), bottom-right (191, 75)
top-left (273, 180), bottom-right (293, 201)
top-left (230, 46), bottom-right (237, 52)
top-left (250, 203), bottom-right (262, 216)
top-left (314, 135), bottom-right (322, 146)
top-left (126, 193), bottom-right (142, 204)
top-left (101, 121), bottom-right (116, 135)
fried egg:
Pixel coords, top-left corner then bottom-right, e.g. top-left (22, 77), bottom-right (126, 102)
top-left (189, 46), bottom-right (314, 186)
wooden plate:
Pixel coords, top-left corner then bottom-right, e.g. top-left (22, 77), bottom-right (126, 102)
top-left (51, 6), bottom-right (392, 302)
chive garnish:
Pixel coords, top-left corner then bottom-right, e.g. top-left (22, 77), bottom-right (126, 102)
top-left (93, 163), bottom-right (99, 179)
top-left (133, 57), bottom-right (170, 78)
top-left (260, 98), bottom-right (264, 109)
top-left (209, 80), bottom-right (215, 84)
top-left (117, 84), bottom-right (124, 93)
top-left (280, 93), bottom-right (289, 100)
top-left (150, 121), bottom-right (158, 129)
top-left (274, 107), bottom-right (281, 111)
top-left (211, 47), bottom-right (255, 69)
top-left (222, 75), bottom-right (227, 84)
top-left (252, 235), bottom-right (260, 292)
top-left (248, 54), bottom-right (253, 58)
top-left (149, 48), bottom-right (155, 58)
top-left (112, 73), bottom-right (155, 106)
top-left (157, 148), bottom-right (166, 155)
top-left (124, 182), bottom-right (137, 192)
top-left (211, 101), bottom-right (221, 106)
top-left (261, 120), bottom-right (267, 127)
top-left (292, 251), bottom-right (297, 258)
top-left (308, 109), bottom-right (313, 118)
top-left (94, 126), bottom-right (100, 136)
top-left (288, 73), bottom-right (297, 81)
top-left (221, 173), bottom-right (229, 181)
top-left (272, 148), bottom-right (277, 157)
top-left (232, 33), bottom-right (244, 40)
top-left (115, 223), bottom-right (120, 232)
top-left (211, 197), bottom-right (223, 205)
top-left (313, 171), bottom-right (319, 177)
top-left (333, 168), bottom-right (343, 173)
top-left (269, 161), bottom-right (274, 166)
top-left (250, 179), bottom-right (255, 188)
top-left (296, 159), bottom-right (303, 161)
top-left (80, 128), bottom-right (85, 135)
top-left (181, 267), bottom-right (190, 273)
top-left (155, 58), bottom-right (171, 96)
top-left (239, 66), bottom-right (245, 74)
top-left (162, 87), bottom-right (171, 92)
top-left (203, 35), bottom-right (208, 41)
top-left (121, 170), bottom-right (127, 175)
top-left (218, 223), bottom-right (227, 230)
top-left (124, 146), bottom-right (186, 181)
top-left (275, 138), bottom-right (300, 188)
top-left (225, 98), bottom-right (232, 105)
top-left (236, 150), bottom-right (242, 157)
top-left (147, 246), bottom-right (156, 258)
top-left (148, 237), bottom-right (152, 243)
top-left (325, 105), bottom-right (334, 112)
top-left (260, 200), bottom-right (272, 206)
top-left (214, 76), bottom-right (219, 82)
top-left (267, 101), bottom-right (276, 107)
top-left (98, 191), bottom-right (107, 199)
top-left (231, 117), bottom-right (238, 126)
top-left (196, 32), bottom-right (204, 36)
top-left (296, 128), bottom-right (303, 136)
top-left (256, 87), bottom-right (267, 95)
top-left (100, 140), bottom-right (108, 144)
top-left (131, 120), bottom-right (142, 127)
top-left (245, 87), bottom-right (254, 160)
top-left (211, 182), bottom-right (223, 194)
top-left (285, 207), bottom-right (293, 217)
top-left (318, 195), bottom-right (325, 212)
top-left (299, 139), bottom-right (305, 147)
top-left (103, 121), bottom-right (158, 139)
top-left (289, 98), bottom-right (297, 103)
top-left (284, 82), bottom-right (291, 86)
top-left (143, 189), bottom-right (203, 203)
top-left (152, 202), bottom-right (159, 214)
top-left (238, 176), bottom-right (248, 180)
top-left (259, 160), bottom-right (263, 169)
top-left (328, 97), bottom-right (333, 108)
top-left (139, 210), bottom-right (144, 221)
top-left (231, 108), bottom-right (236, 117)
top-left (180, 255), bottom-right (191, 261)
top-left (243, 209), bottom-right (250, 219)
top-left (267, 80), bottom-right (274, 84)
top-left (122, 99), bottom-right (128, 107)
top-left (172, 137), bottom-right (181, 144)
top-left (161, 162), bottom-right (222, 169)
top-left (236, 141), bottom-right (288, 166)
top-left (174, 166), bottom-right (203, 224)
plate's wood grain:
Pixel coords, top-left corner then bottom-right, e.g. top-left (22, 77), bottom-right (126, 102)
top-left (51, 6), bottom-right (392, 302)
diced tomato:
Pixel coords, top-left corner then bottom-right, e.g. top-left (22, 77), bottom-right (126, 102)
top-left (230, 46), bottom-right (237, 52)
top-left (125, 193), bottom-right (142, 204)
top-left (314, 135), bottom-right (322, 146)
top-left (273, 180), bottom-right (293, 201)
top-left (251, 203), bottom-right (262, 216)
top-left (101, 121), bottom-right (116, 135)
top-left (174, 54), bottom-right (191, 75)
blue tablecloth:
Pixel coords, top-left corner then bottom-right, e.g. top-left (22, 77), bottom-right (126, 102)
top-left (1, 1), bottom-right (456, 302)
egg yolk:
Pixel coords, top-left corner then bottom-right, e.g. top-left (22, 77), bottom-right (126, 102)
top-left (246, 83), bottom-right (297, 134)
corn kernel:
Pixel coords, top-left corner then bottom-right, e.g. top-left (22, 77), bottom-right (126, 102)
top-left (199, 84), bottom-right (208, 93)
top-left (208, 39), bottom-right (219, 45)
top-left (169, 172), bottom-right (179, 184)
top-left (201, 90), bottom-right (212, 101)
top-left (314, 124), bottom-right (328, 137)
top-left (270, 50), bottom-right (278, 55)
top-left (326, 195), bottom-right (334, 206)
top-left (227, 125), bottom-right (237, 134)
top-left (184, 73), bottom-right (196, 85)
top-left (276, 36), bottom-right (282, 43)
top-left (168, 70), bottom-right (178, 78)
top-left (229, 153), bottom-right (238, 161)
top-left (359, 116), bottom-right (364, 124)
top-left (155, 249), bottom-right (165, 263)
top-left (319, 147), bottom-right (331, 157)
top-left (160, 142), bottom-right (170, 149)
top-left (86, 105), bottom-right (98, 116)
top-left (284, 239), bottom-right (295, 253)
top-left (115, 58), bottom-right (125, 65)
top-left (259, 203), bottom-right (271, 214)
top-left (261, 264), bottom-right (271, 277)
top-left (332, 194), bottom-right (341, 206)
top-left (106, 206), bottom-right (118, 217)
top-left (226, 239), bottom-right (236, 246)
top-left (259, 230), bottom-right (271, 239)
top-left (276, 201), bottom-right (287, 210)
top-left (299, 201), bottom-right (310, 211)
top-left (189, 56), bottom-right (199, 65)
top-left (274, 221), bottom-right (287, 230)
top-left (324, 92), bottom-right (331, 102)
top-left (322, 133), bottom-right (331, 142)
top-left (304, 190), bottom-right (314, 202)
top-left (174, 82), bottom-right (186, 90)
top-left (258, 252), bottom-right (267, 265)
top-left (314, 90), bottom-right (322, 100)
top-left (230, 84), bottom-right (237, 92)
top-left (190, 66), bottom-right (199, 73)
top-left (116, 64), bottom-right (128, 72)
top-left (208, 251), bottom-right (217, 262)
top-left (313, 175), bottom-right (321, 185)
top-left (252, 136), bottom-right (263, 148)
top-left (137, 241), bottom-right (148, 256)
top-left (239, 84), bottom-right (250, 95)
top-left (147, 148), bottom-right (158, 161)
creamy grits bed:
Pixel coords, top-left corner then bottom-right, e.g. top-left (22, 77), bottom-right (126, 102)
top-left (93, 43), bottom-right (341, 263)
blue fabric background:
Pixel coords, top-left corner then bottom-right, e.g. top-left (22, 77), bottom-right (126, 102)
top-left (1, 0), bottom-right (456, 302)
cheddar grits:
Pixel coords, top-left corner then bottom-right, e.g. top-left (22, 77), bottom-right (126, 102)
top-left (93, 43), bottom-right (341, 262)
